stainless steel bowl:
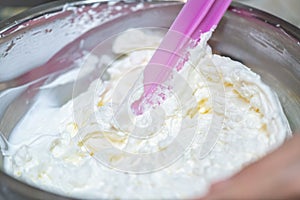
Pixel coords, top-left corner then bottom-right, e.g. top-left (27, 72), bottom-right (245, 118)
top-left (0, 1), bottom-right (299, 199)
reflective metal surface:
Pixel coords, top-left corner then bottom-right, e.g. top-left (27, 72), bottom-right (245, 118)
top-left (0, 1), bottom-right (299, 199)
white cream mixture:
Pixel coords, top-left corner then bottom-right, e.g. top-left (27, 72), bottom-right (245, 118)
top-left (4, 29), bottom-right (290, 199)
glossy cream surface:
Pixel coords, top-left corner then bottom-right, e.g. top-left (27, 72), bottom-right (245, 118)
top-left (4, 29), bottom-right (290, 199)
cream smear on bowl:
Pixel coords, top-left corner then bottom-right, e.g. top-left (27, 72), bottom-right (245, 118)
top-left (3, 28), bottom-right (290, 199)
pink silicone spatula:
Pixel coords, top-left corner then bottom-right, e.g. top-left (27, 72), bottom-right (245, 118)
top-left (131, 0), bottom-right (232, 115)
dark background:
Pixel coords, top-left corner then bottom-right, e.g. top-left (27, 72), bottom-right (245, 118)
top-left (0, 0), bottom-right (58, 21)
top-left (0, 0), bottom-right (54, 7)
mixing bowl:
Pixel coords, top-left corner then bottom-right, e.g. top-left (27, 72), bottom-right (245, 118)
top-left (0, 1), bottom-right (299, 199)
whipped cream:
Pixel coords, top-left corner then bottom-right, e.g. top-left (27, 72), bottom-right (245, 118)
top-left (3, 29), bottom-right (290, 199)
